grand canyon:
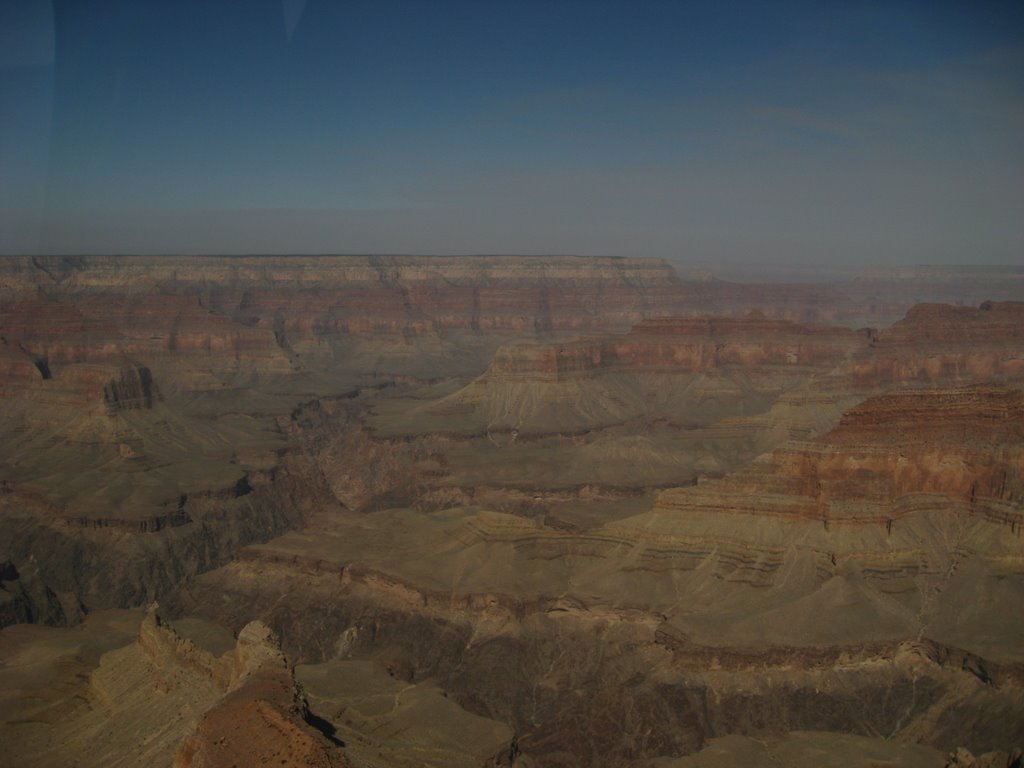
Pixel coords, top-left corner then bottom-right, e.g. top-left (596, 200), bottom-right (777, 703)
top-left (0, 254), bottom-right (1021, 767)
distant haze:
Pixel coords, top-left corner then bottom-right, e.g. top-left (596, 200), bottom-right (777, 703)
top-left (2, 1), bottom-right (1022, 265)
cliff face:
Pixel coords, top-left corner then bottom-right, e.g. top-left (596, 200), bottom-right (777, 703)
top-left (881, 301), bottom-right (1024, 344)
top-left (338, 300), bottom-right (1020, 520)
top-left (0, 255), bottom-right (964, 387)
top-left (417, 314), bottom-right (871, 435)
top-left (3, 255), bottom-right (1024, 766)
top-left (655, 386), bottom-right (1024, 523)
top-left (170, 616), bottom-right (351, 768)
top-left (459, 303), bottom-right (1024, 428)
top-left (487, 315), bottom-right (871, 379)
top-left (0, 606), bottom-right (350, 768)
top-left (0, 359), bottom-right (158, 419)
top-left (0, 254), bottom-right (876, 628)
top-left (643, 387), bottom-right (1023, 622)
top-left (165, 339), bottom-right (1024, 765)
top-left (849, 302), bottom-right (1024, 384)
top-left (0, 452), bottom-right (333, 626)
top-left (1, 255), bottom-right (681, 376)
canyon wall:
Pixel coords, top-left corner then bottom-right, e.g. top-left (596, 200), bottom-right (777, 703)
top-left (2, 255), bottom-right (1022, 765)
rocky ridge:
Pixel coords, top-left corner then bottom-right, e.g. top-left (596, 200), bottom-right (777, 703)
top-left (406, 313), bottom-right (872, 435)
top-left (167, 381), bottom-right (1024, 764)
top-left (0, 605), bottom-right (350, 767)
top-left (2, 255), bottom-right (1023, 766)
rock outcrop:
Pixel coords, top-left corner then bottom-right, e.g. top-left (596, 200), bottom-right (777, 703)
top-left (410, 313), bottom-right (871, 435)
top-left (848, 301), bottom-right (1024, 385)
top-left (3, 253), bottom-right (1024, 766)
top-left (165, 380), bottom-right (1024, 765)
top-left (0, 606), bottom-right (350, 768)
top-left (0, 451), bottom-right (334, 627)
top-left (169, 613), bottom-right (351, 768)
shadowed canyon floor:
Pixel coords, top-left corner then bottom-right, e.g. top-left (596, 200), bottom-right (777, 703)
top-left (1, 256), bottom-right (1022, 766)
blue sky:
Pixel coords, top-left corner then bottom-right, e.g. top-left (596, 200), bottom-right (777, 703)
top-left (1, 0), bottom-right (1022, 265)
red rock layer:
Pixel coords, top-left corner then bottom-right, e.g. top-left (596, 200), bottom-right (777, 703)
top-left (485, 313), bottom-right (872, 380)
top-left (881, 302), bottom-right (1024, 344)
top-left (0, 255), bottom-right (908, 381)
top-left (658, 385), bottom-right (1024, 525)
top-left (132, 610), bottom-right (353, 768)
top-left (848, 302), bottom-right (1024, 385)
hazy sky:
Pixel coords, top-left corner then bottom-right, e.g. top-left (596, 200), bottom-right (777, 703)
top-left (2, 0), bottom-right (1023, 265)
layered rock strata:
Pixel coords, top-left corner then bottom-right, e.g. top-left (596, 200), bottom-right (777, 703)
top-left (405, 313), bottom-right (872, 435)
top-left (0, 606), bottom-right (350, 768)
top-left (2, 253), bottom-right (1023, 765)
top-left (164, 382), bottom-right (1024, 765)
top-left (0, 451), bottom-right (336, 626)
top-left (848, 301), bottom-right (1024, 385)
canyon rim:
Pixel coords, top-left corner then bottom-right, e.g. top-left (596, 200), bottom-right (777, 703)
top-left (0, 255), bottom-right (1022, 767)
